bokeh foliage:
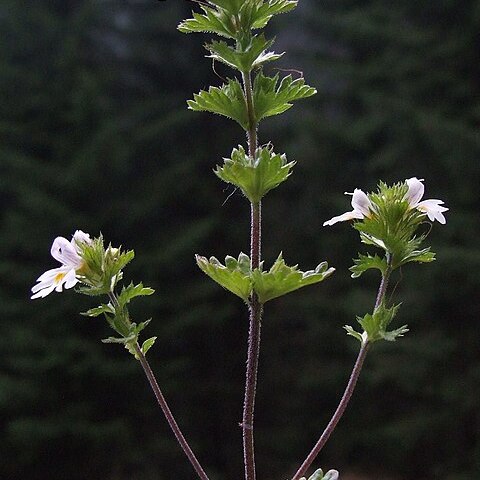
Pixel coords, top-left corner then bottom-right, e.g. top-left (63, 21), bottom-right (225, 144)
top-left (0, 1), bottom-right (479, 479)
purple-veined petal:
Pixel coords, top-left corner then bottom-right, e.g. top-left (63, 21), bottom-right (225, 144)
top-left (350, 189), bottom-right (372, 217)
top-left (51, 237), bottom-right (83, 267)
top-left (405, 177), bottom-right (425, 206)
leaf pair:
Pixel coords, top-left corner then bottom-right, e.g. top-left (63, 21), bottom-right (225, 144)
top-left (196, 252), bottom-right (334, 303)
top-left (178, 0), bottom-right (297, 39)
top-left (215, 145), bottom-right (294, 202)
top-left (188, 73), bottom-right (316, 130)
top-left (82, 282), bottom-right (156, 356)
top-left (207, 34), bottom-right (282, 73)
top-left (345, 303), bottom-right (409, 344)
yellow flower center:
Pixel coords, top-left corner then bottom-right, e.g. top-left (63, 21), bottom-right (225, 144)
top-left (54, 272), bottom-right (67, 284)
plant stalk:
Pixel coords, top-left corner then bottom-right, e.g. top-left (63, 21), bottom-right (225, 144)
top-left (291, 262), bottom-right (393, 480)
top-left (242, 69), bottom-right (262, 480)
top-left (134, 343), bottom-right (210, 480)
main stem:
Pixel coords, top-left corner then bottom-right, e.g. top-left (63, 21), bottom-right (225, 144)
top-left (291, 262), bottom-right (393, 480)
top-left (134, 344), bottom-right (210, 480)
top-left (242, 70), bottom-right (262, 480)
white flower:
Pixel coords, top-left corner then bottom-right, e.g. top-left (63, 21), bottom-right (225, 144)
top-left (31, 230), bottom-right (91, 299)
top-left (405, 177), bottom-right (448, 224)
top-left (323, 188), bottom-right (373, 226)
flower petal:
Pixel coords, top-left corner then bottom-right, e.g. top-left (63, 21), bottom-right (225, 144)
top-left (323, 210), bottom-right (364, 226)
top-left (72, 230), bottom-right (92, 252)
top-left (417, 199), bottom-right (448, 224)
top-left (405, 177), bottom-right (425, 206)
top-left (350, 189), bottom-right (372, 217)
top-left (31, 285), bottom-right (56, 299)
top-left (51, 237), bottom-right (82, 267)
top-left (63, 268), bottom-right (79, 289)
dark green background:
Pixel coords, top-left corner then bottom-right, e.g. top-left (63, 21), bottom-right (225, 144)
top-left (1, 1), bottom-right (479, 479)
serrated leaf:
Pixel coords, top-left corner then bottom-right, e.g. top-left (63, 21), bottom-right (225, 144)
top-left (188, 79), bottom-right (249, 129)
top-left (81, 303), bottom-right (115, 317)
top-left (208, 0), bottom-right (244, 15)
top-left (101, 334), bottom-right (135, 344)
top-left (141, 337), bottom-right (157, 355)
top-left (381, 325), bottom-right (409, 341)
top-left (356, 303), bottom-right (405, 343)
top-left (398, 247), bottom-right (436, 266)
top-left (253, 73), bottom-right (316, 122)
top-left (251, 0), bottom-right (298, 29)
top-left (215, 145), bottom-right (295, 202)
top-left (252, 253), bottom-right (334, 303)
top-left (344, 325), bottom-right (364, 343)
top-left (178, 5), bottom-right (237, 38)
top-left (196, 253), bottom-right (253, 301)
top-left (117, 282), bottom-right (155, 309)
top-left (207, 35), bottom-right (282, 73)
top-left (350, 253), bottom-right (388, 278)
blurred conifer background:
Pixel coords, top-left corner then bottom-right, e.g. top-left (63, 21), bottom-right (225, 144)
top-left (0, 1), bottom-right (478, 479)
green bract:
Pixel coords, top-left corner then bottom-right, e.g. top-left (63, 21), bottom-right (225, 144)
top-left (215, 145), bottom-right (295, 202)
top-left (352, 181), bottom-right (436, 273)
top-left (345, 303), bottom-right (409, 344)
top-left (196, 252), bottom-right (334, 304)
top-left (75, 236), bottom-right (135, 295)
top-left (178, 0), bottom-right (298, 38)
top-left (77, 235), bottom-right (156, 357)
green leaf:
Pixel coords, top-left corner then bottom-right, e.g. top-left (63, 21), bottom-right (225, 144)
top-left (344, 325), bottom-right (364, 343)
top-left (196, 253), bottom-right (253, 301)
top-left (398, 247), bottom-right (436, 266)
top-left (117, 282), bottom-right (155, 309)
top-left (215, 145), bottom-right (295, 202)
top-left (355, 303), bottom-right (406, 343)
top-left (81, 303), bottom-right (115, 317)
top-left (322, 471), bottom-right (339, 480)
top-left (141, 337), bottom-right (157, 355)
top-left (208, 0), bottom-right (245, 15)
top-left (299, 468), bottom-right (339, 480)
top-left (178, 1), bottom-right (298, 38)
top-left (188, 79), bottom-right (249, 129)
top-left (350, 253), bottom-right (388, 278)
top-left (252, 253), bottom-right (334, 303)
top-left (207, 34), bottom-right (282, 73)
top-left (101, 334), bottom-right (136, 345)
top-left (253, 73), bottom-right (316, 122)
top-left (178, 5), bottom-right (237, 38)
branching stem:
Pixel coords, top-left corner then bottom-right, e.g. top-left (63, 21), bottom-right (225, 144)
top-left (134, 344), bottom-right (210, 480)
top-left (291, 260), bottom-right (393, 480)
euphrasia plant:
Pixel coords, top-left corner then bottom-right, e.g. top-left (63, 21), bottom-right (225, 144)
top-left (31, 2), bottom-right (448, 479)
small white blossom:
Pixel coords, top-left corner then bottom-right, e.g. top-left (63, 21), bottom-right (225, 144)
top-left (31, 230), bottom-right (91, 299)
top-left (323, 188), bottom-right (373, 226)
top-left (405, 177), bottom-right (448, 224)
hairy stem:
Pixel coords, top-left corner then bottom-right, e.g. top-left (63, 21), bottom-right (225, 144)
top-left (291, 263), bottom-right (393, 480)
top-left (134, 344), bottom-right (210, 480)
top-left (242, 69), bottom-right (262, 480)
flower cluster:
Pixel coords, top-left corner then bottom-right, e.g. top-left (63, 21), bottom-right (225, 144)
top-left (324, 177), bottom-right (448, 227)
top-left (31, 230), bottom-right (91, 299)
